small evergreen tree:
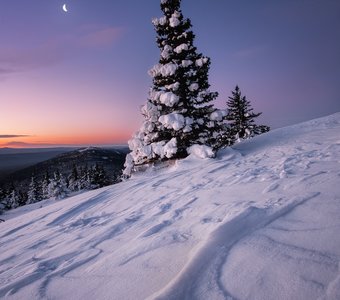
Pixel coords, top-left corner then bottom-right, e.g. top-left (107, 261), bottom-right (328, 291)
top-left (124, 0), bottom-right (219, 176)
top-left (47, 173), bottom-right (58, 199)
top-left (214, 121), bottom-right (235, 149)
top-left (56, 173), bottom-right (68, 199)
top-left (0, 188), bottom-right (6, 214)
top-left (91, 164), bottom-right (109, 188)
top-left (18, 190), bottom-right (27, 207)
top-left (1, 189), bottom-right (11, 210)
top-left (68, 164), bottom-right (79, 192)
top-left (0, 188), bottom-right (4, 202)
top-left (225, 86), bottom-right (270, 141)
top-left (97, 165), bottom-right (109, 187)
top-left (41, 173), bottom-right (50, 200)
top-left (26, 176), bottom-right (41, 204)
top-left (48, 171), bottom-right (68, 200)
top-left (79, 165), bottom-right (91, 190)
top-left (87, 166), bottom-right (96, 189)
top-left (8, 189), bottom-right (19, 209)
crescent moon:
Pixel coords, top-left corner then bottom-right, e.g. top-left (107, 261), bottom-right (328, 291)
top-left (62, 4), bottom-right (68, 12)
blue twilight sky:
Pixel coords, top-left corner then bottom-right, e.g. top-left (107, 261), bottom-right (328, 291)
top-left (0, 0), bottom-right (340, 147)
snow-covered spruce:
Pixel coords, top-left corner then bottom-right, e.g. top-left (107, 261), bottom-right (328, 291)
top-left (224, 85), bottom-right (270, 143)
top-left (26, 176), bottom-right (41, 205)
top-left (124, 0), bottom-right (220, 176)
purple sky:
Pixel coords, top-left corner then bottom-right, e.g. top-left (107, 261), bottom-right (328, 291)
top-left (1, 0), bottom-right (340, 147)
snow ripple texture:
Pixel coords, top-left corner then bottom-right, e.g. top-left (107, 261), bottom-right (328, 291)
top-left (1, 113), bottom-right (340, 300)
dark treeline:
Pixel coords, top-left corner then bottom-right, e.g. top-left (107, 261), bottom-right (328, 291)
top-left (0, 163), bottom-right (119, 213)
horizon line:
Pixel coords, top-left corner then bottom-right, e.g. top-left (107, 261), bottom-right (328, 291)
top-left (0, 143), bottom-right (129, 150)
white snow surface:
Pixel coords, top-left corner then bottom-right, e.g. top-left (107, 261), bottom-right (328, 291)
top-left (161, 45), bottom-right (172, 60)
top-left (151, 138), bottom-right (177, 160)
top-left (188, 144), bottom-right (215, 159)
top-left (148, 63), bottom-right (177, 78)
top-left (1, 113), bottom-right (340, 300)
top-left (174, 43), bottom-right (188, 54)
top-left (152, 16), bottom-right (167, 27)
top-left (211, 109), bottom-right (227, 121)
top-left (195, 57), bottom-right (208, 67)
top-left (169, 12), bottom-right (181, 28)
top-left (159, 92), bottom-right (179, 107)
top-left (181, 60), bottom-right (193, 68)
top-left (159, 113), bottom-right (185, 131)
top-left (188, 83), bottom-right (199, 92)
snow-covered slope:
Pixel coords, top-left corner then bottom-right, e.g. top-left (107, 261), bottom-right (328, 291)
top-left (1, 113), bottom-right (340, 300)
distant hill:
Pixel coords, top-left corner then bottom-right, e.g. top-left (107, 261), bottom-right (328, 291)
top-left (0, 146), bottom-right (129, 191)
top-left (0, 147), bottom-right (78, 180)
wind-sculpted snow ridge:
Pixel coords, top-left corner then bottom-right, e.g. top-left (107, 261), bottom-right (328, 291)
top-left (1, 112), bottom-right (340, 300)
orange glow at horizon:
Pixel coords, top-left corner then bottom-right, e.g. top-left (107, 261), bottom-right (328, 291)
top-left (0, 132), bottom-right (130, 148)
top-left (0, 71), bottom-right (141, 149)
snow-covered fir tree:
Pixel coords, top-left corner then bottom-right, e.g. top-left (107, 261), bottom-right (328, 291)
top-left (225, 86), bottom-right (270, 142)
top-left (68, 164), bottom-right (79, 192)
top-left (124, 0), bottom-right (220, 176)
top-left (8, 189), bottom-right (19, 209)
top-left (91, 164), bottom-right (108, 189)
top-left (56, 173), bottom-right (68, 199)
top-left (0, 188), bottom-right (6, 214)
top-left (48, 171), bottom-right (68, 200)
top-left (0, 189), bottom-right (11, 210)
top-left (41, 173), bottom-right (50, 200)
top-left (26, 176), bottom-right (41, 205)
top-left (214, 121), bottom-right (235, 149)
top-left (79, 165), bottom-right (91, 190)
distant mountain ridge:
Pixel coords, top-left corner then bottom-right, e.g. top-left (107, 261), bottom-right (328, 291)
top-left (1, 146), bottom-right (128, 187)
top-left (0, 147), bottom-right (129, 206)
top-left (0, 147), bottom-right (78, 180)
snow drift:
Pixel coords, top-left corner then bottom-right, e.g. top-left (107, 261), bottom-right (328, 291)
top-left (1, 113), bottom-right (340, 300)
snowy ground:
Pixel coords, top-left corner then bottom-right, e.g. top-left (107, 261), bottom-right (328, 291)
top-left (1, 113), bottom-right (340, 300)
